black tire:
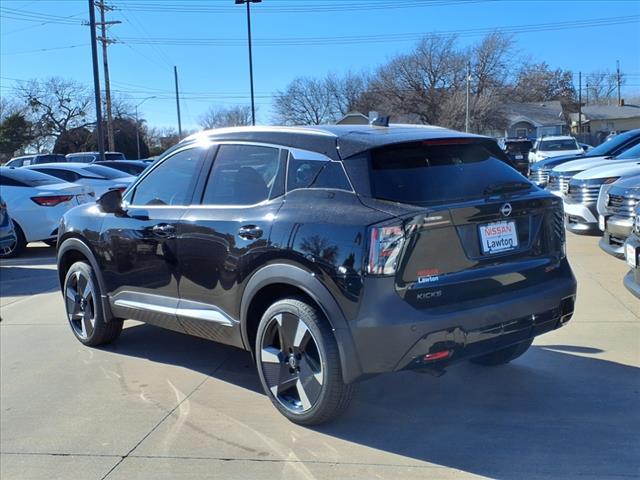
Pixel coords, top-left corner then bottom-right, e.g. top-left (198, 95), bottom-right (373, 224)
top-left (63, 261), bottom-right (123, 347)
top-left (255, 296), bottom-right (353, 425)
top-left (0, 221), bottom-right (26, 259)
top-left (470, 338), bottom-right (534, 366)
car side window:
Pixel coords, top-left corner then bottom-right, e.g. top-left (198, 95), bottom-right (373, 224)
top-left (0, 175), bottom-right (23, 187)
top-left (130, 147), bottom-right (205, 206)
top-left (201, 144), bottom-right (281, 206)
top-left (287, 156), bottom-right (352, 192)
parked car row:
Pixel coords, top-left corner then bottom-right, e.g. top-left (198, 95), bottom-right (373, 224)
top-left (0, 159), bottom-right (148, 258)
top-left (526, 129), bottom-right (640, 299)
top-left (5, 151), bottom-right (126, 167)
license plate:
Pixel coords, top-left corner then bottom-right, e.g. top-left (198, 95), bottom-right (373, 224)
top-left (626, 243), bottom-right (637, 268)
top-left (479, 221), bottom-right (518, 255)
top-left (599, 215), bottom-right (605, 232)
top-left (76, 194), bottom-right (90, 204)
top-left (515, 154), bottom-right (523, 160)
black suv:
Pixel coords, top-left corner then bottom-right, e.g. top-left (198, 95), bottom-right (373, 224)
top-left (56, 125), bottom-right (577, 424)
top-left (502, 138), bottom-right (533, 176)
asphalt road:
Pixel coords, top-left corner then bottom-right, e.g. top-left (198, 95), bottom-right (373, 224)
top-left (1, 236), bottom-right (638, 480)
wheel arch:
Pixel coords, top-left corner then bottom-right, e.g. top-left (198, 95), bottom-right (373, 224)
top-left (240, 263), bottom-right (363, 383)
top-left (57, 235), bottom-right (114, 322)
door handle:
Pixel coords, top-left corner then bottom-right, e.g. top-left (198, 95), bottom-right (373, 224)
top-left (238, 225), bottom-right (263, 240)
top-left (152, 223), bottom-right (176, 237)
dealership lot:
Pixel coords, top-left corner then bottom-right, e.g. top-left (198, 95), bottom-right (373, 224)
top-left (0, 235), bottom-right (638, 480)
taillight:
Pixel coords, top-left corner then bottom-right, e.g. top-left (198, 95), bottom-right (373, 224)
top-left (367, 223), bottom-right (405, 275)
top-left (31, 195), bottom-right (73, 206)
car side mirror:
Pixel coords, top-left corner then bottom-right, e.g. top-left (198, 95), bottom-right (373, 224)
top-left (97, 189), bottom-right (125, 215)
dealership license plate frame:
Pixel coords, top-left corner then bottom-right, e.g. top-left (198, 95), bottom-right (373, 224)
top-left (479, 220), bottom-right (518, 255)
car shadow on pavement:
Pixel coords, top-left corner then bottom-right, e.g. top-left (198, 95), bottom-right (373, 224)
top-left (107, 323), bottom-right (639, 479)
top-left (0, 265), bottom-right (59, 297)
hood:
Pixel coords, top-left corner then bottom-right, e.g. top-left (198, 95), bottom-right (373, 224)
top-left (531, 153), bottom-right (587, 171)
top-left (572, 161), bottom-right (640, 181)
top-left (553, 156), bottom-right (618, 173)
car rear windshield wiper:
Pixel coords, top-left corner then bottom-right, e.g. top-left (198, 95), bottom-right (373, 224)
top-left (483, 181), bottom-right (532, 195)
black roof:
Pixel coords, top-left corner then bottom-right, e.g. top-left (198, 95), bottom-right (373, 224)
top-left (183, 125), bottom-right (489, 160)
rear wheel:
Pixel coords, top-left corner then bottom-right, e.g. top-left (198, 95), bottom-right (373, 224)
top-left (255, 297), bottom-right (353, 425)
top-left (470, 338), bottom-right (533, 366)
top-left (0, 222), bottom-right (26, 259)
top-left (63, 261), bottom-right (123, 346)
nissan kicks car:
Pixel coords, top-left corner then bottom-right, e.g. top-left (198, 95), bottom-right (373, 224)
top-left (56, 125), bottom-right (577, 425)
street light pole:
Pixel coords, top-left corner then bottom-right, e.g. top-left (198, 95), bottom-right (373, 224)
top-left (236, 0), bottom-right (261, 126)
top-left (135, 96), bottom-right (155, 160)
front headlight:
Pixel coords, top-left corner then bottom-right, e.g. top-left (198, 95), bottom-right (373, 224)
top-left (602, 177), bottom-right (620, 185)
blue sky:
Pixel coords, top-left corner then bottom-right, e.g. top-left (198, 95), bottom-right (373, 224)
top-left (1, 0), bottom-right (639, 130)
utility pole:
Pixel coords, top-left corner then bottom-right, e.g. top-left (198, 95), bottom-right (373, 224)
top-left (578, 72), bottom-right (582, 135)
top-left (585, 79), bottom-right (589, 106)
top-left (88, 0), bottom-right (105, 162)
top-left (236, 0), bottom-right (261, 126)
top-left (174, 66), bottom-right (182, 139)
top-left (616, 60), bottom-right (621, 106)
top-left (95, 1), bottom-right (120, 152)
top-left (465, 60), bottom-right (471, 133)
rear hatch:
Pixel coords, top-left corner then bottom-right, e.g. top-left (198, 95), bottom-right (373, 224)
top-left (360, 139), bottom-right (566, 309)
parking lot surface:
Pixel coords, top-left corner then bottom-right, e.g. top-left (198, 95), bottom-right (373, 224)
top-left (1, 235), bottom-right (638, 480)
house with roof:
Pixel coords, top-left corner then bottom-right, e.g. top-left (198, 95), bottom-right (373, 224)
top-left (499, 101), bottom-right (570, 139)
top-left (570, 104), bottom-right (640, 140)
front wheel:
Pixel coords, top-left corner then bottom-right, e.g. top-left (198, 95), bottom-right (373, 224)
top-left (63, 261), bottom-right (123, 346)
top-left (469, 338), bottom-right (533, 366)
top-left (255, 297), bottom-right (353, 425)
top-left (0, 222), bottom-right (26, 258)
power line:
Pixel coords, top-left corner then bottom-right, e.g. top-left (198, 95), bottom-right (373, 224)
top-left (118, 15), bottom-right (640, 47)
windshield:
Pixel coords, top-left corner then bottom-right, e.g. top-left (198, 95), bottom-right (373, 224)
top-left (0, 168), bottom-right (61, 186)
top-left (83, 165), bottom-right (129, 179)
top-left (615, 143), bottom-right (640, 160)
top-left (586, 130), bottom-right (640, 157)
top-left (539, 139), bottom-right (579, 151)
top-left (369, 140), bottom-right (526, 206)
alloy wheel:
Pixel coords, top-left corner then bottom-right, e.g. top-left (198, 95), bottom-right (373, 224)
top-left (259, 312), bottom-right (324, 413)
top-left (65, 270), bottom-right (96, 340)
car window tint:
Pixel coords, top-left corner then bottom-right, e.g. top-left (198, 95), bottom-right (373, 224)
top-left (131, 147), bottom-right (204, 206)
top-left (0, 175), bottom-right (24, 187)
top-left (0, 168), bottom-right (60, 186)
top-left (202, 144), bottom-right (280, 206)
top-left (36, 168), bottom-right (78, 182)
top-left (287, 157), bottom-right (352, 191)
top-left (84, 165), bottom-right (128, 179)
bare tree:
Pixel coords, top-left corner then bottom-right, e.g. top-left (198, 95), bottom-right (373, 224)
top-left (273, 77), bottom-right (336, 125)
top-left (16, 77), bottom-right (93, 149)
top-left (586, 70), bottom-right (625, 105)
top-left (511, 62), bottom-right (576, 102)
top-left (198, 105), bottom-right (252, 129)
top-left (471, 32), bottom-right (514, 95)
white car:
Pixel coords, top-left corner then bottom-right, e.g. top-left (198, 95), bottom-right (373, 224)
top-left (0, 167), bottom-right (95, 257)
top-left (563, 161), bottom-right (640, 234)
top-left (528, 136), bottom-right (583, 163)
top-left (546, 143), bottom-right (640, 197)
top-left (25, 163), bottom-right (135, 197)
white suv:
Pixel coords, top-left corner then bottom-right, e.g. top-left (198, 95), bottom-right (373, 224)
top-left (529, 136), bottom-right (583, 163)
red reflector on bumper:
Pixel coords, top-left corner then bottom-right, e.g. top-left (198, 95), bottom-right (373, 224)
top-left (424, 350), bottom-right (451, 361)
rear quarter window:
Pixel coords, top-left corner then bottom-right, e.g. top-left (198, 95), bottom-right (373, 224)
top-left (368, 140), bottom-right (525, 206)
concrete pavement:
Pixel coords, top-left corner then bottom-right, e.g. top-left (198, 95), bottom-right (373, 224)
top-left (1, 236), bottom-right (638, 480)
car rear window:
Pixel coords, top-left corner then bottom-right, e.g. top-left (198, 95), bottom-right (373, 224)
top-left (0, 168), bottom-right (61, 187)
top-left (505, 141), bottom-right (532, 153)
top-left (368, 140), bottom-right (525, 206)
top-left (539, 139), bottom-right (579, 151)
top-left (83, 165), bottom-right (129, 179)
top-left (105, 153), bottom-right (125, 160)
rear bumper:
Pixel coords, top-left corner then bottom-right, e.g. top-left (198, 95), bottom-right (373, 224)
top-left (348, 260), bottom-right (577, 376)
